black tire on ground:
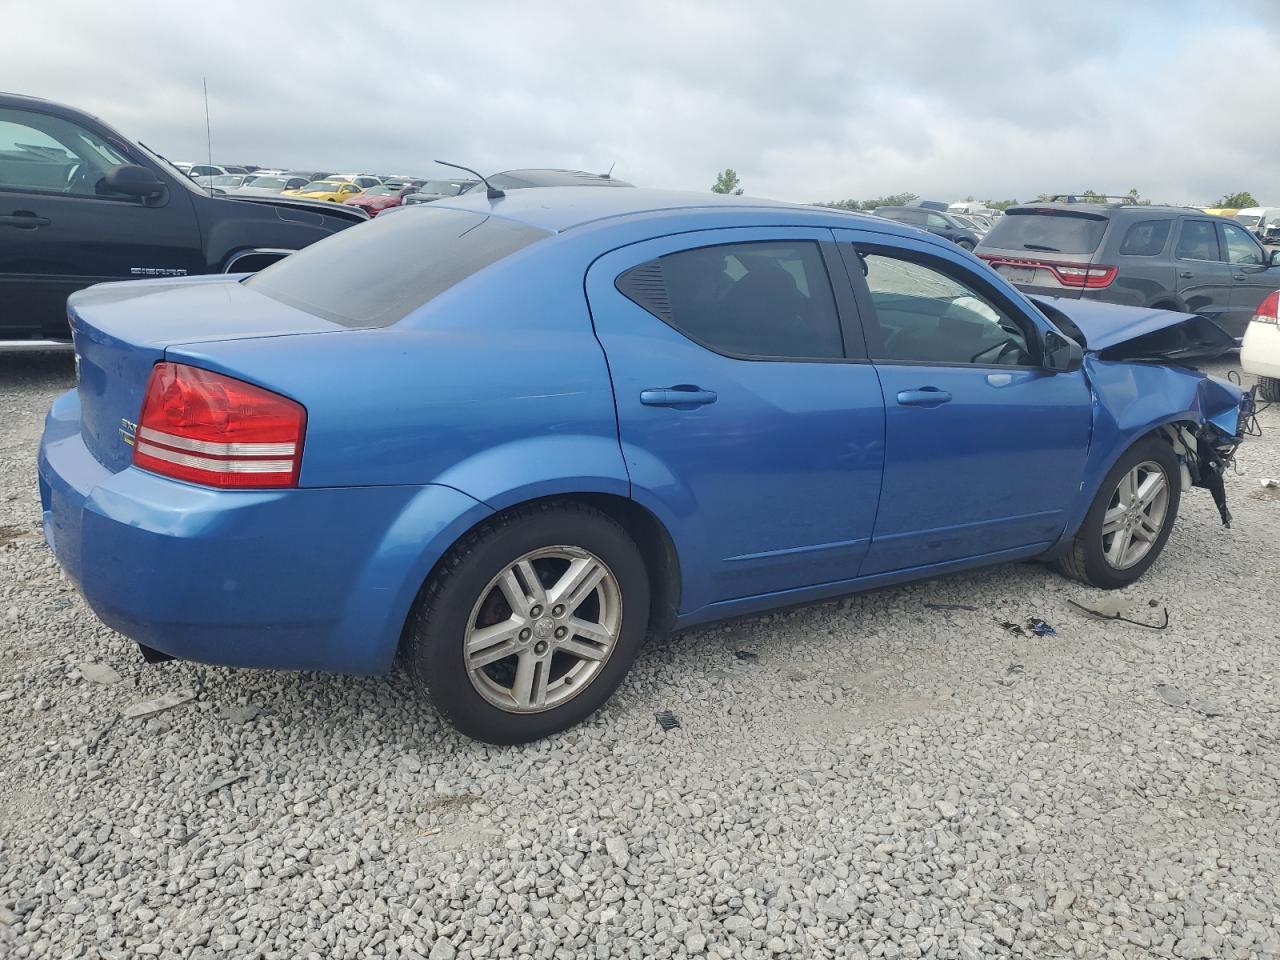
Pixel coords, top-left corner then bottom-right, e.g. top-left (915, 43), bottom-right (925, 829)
top-left (403, 501), bottom-right (650, 743)
top-left (1055, 435), bottom-right (1182, 589)
top-left (957, 239), bottom-right (974, 251)
top-left (1260, 376), bottom-right (1280, 402)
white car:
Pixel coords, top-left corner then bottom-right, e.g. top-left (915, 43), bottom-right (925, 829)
top-left (1241, 289), bottom-right (1280, 401)
top-left (332, 173), bottom-right (383, 190)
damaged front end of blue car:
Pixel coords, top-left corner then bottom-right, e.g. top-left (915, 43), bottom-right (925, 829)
top-left (1035, 295), bottom-right (1256, 527)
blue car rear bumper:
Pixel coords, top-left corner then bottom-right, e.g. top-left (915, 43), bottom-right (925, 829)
top-left (38, 390), bottom-right (489, 675)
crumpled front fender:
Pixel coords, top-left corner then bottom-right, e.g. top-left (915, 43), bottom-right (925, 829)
top-left (1058, 357), bottom-right (1247, 540)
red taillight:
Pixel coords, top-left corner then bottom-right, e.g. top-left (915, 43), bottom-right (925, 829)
top-left (133, 362), bottom-right (306, 489)
top-left (1253, 289), bottom-right (1280, 325)
top-left (981, 255), bottom-right (1116, 289)
top-left (1054, 264), bottom-right (1117, 289)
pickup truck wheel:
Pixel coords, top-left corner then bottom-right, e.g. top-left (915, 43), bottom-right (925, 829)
top-left (1056, 437), bottom-right (1181, 589)
top-left (1259, 376), bottom-right (1280, 402)
top-left (404, 501), bottom-right (650, 744)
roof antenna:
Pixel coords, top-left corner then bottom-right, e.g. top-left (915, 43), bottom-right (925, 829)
top-left (603, 161), bottom-right (616, 180)
top-left (202, 77), bottom-right (214, 197)
top-left (435, 160), bottom-right (503, 199)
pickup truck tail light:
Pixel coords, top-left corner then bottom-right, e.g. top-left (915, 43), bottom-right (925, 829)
top-left (1252, 289), bottom-right (1280, 325)
top-left (133, 362), bottom-right (306, 488)
top-left (979, 255), bottom-right (1118, 289)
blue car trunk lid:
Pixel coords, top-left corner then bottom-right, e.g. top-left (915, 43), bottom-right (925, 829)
top-left (69, 276), bottom-right (343, 472)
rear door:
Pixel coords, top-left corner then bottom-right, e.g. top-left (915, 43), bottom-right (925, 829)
top-left (586, 227), bottom-right (885, 612)
top-left (833, 227), bottom-right (1093, 574)
top-left (1173, 217), bottom-right (1233, 328)
top-left (924, 211), bottom-right (959, 243)
top-left (0, 105), bottom-right (203, 340)
top-left (1220, 219), bottom-right (1280, 336)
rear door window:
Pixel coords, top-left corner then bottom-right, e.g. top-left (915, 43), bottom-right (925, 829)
top-left (246, 207), bottom-right (549, 327)
top-left (616, 240), bottom-right (845, 359)
top-left (1175, 220), bottom-right (1222, 262)
top-left (1118, 219), bottom-right (1172, 256)
top-left (982, 209), bottom-right (1109, 254)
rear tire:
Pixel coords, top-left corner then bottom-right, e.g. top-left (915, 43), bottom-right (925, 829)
top-left (403, 501), bottom-right (650, 743)
top-left (1056, 436), bottom-right (1181, 589)
top-left (1259, 376), bottom-right (1280, 402)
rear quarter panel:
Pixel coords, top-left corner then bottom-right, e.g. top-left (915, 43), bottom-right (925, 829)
top-left (165, 239), bottom-right (628, 499)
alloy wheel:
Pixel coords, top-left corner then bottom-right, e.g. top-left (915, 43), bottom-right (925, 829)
top-left (1101, 460), bottom-right (1170, 570)
top-left (464, 546), bottom-right (622, 713)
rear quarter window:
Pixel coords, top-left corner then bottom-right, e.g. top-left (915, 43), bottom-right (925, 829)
top-left (984, 209), bottom-right (1109, 255)
top-left (1117, 219), bottom-right (1172, 257)
top-left (245, 207), bottom-right (549, 328)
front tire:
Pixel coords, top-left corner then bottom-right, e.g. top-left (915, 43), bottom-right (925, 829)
top-left (404, 502), bottom-right (650, 743)
top-left (1259, 376), bottom-right (1280, 402)
top-left (1056, 436), bottom-right (1181, 589)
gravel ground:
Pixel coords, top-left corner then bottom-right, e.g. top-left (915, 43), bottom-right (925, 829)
top-left (1, 351), bottom-right (1279, 960)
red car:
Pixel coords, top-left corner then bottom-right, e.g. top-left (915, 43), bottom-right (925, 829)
top-left (344, 184), bottom-right (416, 217)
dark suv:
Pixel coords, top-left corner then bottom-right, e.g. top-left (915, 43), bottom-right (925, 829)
top-left (873, 206), bottom-right (981, 250)
top-left (976, 201), bottom-right (1280, 337)
top-left (0, 93), bottom-right (365, 349)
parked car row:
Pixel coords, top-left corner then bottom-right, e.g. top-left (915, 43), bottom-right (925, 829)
top-left (0, 93), bottom-right (367, 347)
top-left (972, 199), bottom-right (1280, 338)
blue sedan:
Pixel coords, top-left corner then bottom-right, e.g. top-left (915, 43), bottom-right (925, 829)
top-left (38, 188), bottom-right (1249, 742)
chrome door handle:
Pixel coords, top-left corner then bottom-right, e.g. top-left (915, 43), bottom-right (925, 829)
top-left (640, 386), bottom-right (718, 407)
top-left (1178, 270), bottom-right (1193, 279)
top-left (896, 388), bottom-right (952, 407)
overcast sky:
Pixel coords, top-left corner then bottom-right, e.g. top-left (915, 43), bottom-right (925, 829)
top-left (8, 0), bottom-right (1279, 205)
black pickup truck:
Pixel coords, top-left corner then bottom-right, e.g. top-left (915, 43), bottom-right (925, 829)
top-left (0, 92), bottom-right (366, 349)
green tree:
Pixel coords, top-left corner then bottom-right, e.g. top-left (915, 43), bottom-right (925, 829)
top-left (1217, 191), bottom-right (1257, 208)
top-left (1124, 187), bottom-right (1151, 206)
top-left (817, 192), bottom-right (918, 211)
top-left (984, 199), bottom-right (1020, 211)
top-left (712, 169), bottom-right (744, 195)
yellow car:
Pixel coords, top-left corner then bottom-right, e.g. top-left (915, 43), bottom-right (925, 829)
top-left (283, 180), bottom-right (364, 203)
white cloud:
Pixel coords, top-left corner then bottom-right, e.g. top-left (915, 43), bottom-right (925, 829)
top-left (7, 0), bottom-right (1279, 205)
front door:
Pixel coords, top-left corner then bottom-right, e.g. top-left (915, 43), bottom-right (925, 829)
top-left (0, 105), bottom-right (202, 339)
top-left (1173, 217), bottom-right (1234, 331)
top-left (586, 227), bottom-right (886, 613)
top-left (833, 228), bottom-right (1093, 575)
top-left (1220, 219), bottom-right (1280, 337)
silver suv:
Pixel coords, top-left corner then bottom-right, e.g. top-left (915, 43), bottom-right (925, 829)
top-left (976, 200), bottom-right (1280, 337)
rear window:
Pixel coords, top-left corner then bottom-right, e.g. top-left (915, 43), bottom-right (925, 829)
top-left (246, 207), bottom-right (549, 328)
top-left (984, 209), bottom-right (1109, 255)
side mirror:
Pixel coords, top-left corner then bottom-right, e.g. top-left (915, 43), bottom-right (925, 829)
top-left (1042, 328), bottom-right (1084, 373)
top-left (1270, 249), bottom-right (1280, 267)
top-left (104, 164), bottom-right (165, 198)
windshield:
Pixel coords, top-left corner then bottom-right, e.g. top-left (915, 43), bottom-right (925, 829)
top-left (983, 209), bottom-right (1109, 254)
top-left (301, 181), bottom-right (341, 191)
top-left (1235, 215), bottom-right (1262, 228)
top-left (247, 176), bottom-right (288, 190)
top-left (212, 175), bottom-right (242, 186)
top-left (246, 207), bottom-right (550, 328)
top-left (364, 186), bottom-right (399, 196)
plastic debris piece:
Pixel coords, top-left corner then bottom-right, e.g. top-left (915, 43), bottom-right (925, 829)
top-left (121, 689), bottom-right (196, 720)
top-left (201, 771), bottom-right (248, 795)
top-left (734, 650), bottom-right (758, 662)
top-left (1068, 599), bottom-right (1169, 630)
top-left (1006, 663), bottom-right (1025, 675)
top-left (75, 662), bottom-right (121, 685)
top-left (1027, 618), bottom-right (1057, 637)
top-left (1261, 478), bottom-right (1279, 489)
top-left (218, 705), bottom-right (263, 724)
top-left (998, 621), bottom-right (1026, 637)
top-left (1154, 683), bottom-right (1188, 707)
top-left (924, 602), bottom-right (978, 612)
top-left (654, 709), bottom-right (681, 731)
